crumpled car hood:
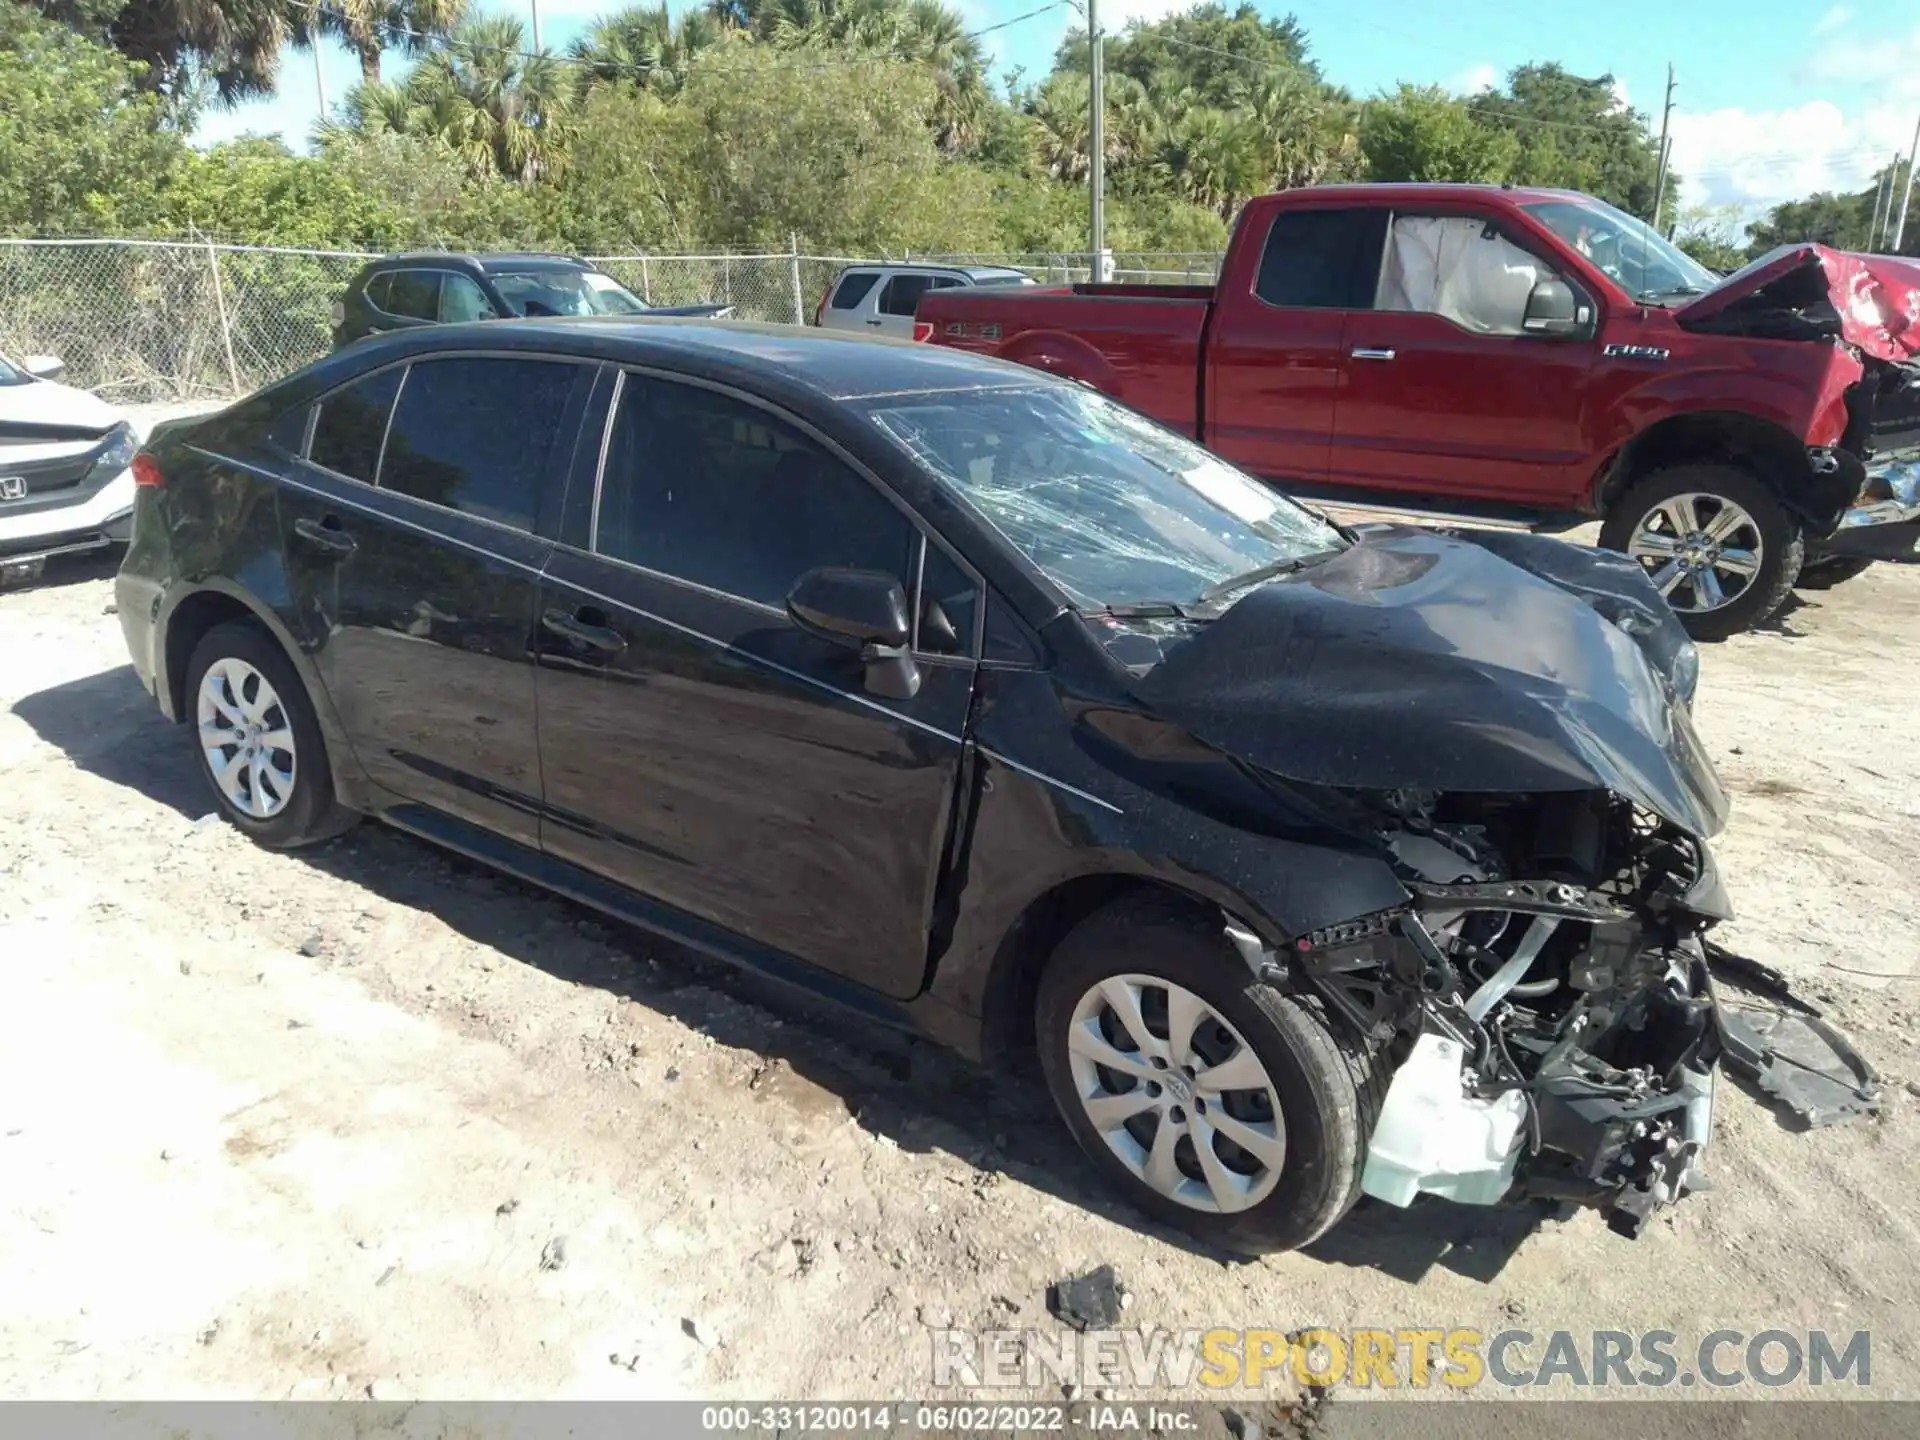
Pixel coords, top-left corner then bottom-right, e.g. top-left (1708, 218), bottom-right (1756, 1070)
top-left (1132, 525), bottom-right (1729, 837)
top-left (1677, 244), bottom-right (1920, 362)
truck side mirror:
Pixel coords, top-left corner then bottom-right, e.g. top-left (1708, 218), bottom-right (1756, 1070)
top-left (1522, 278), bottom-right (1590, 338)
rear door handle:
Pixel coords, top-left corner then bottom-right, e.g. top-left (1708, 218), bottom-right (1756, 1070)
top-left (292, 514), bottom-right (356, 559)
top-left (541, 605), bottom-right (627, 655)
top-left (1351, 347), bottom-right (1397, 361)
top-left (866, 319), bottom-right (884, 327)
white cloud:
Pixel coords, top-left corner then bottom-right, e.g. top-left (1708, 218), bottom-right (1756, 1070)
top-left (1661, 18), bottom-right (1918, 212)
top-left (1812, 5), bottom-right (1854, 38)
top-left (1443, 62), bottom-right (1497, 96)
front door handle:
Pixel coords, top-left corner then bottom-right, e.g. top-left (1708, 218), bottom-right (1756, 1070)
top-left (542, 606), bottom-right (627, 655)
top-left (291, 514), bottom-right (356, 560)
top-left (1351, 347), bottom-right (1397, 361)
top-left (866, 319), bottom-right (884, 327)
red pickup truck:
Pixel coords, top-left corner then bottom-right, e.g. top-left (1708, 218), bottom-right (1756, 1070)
top-left (920, 184), bottom-right (1920, 638)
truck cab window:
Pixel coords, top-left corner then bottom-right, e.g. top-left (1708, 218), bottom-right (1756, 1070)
top-left (1254, 208), bottom-right (1387, 309)
top-left (1376, 216), bottom-right (1551, 337)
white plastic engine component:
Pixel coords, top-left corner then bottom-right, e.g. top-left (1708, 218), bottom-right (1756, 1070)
top-left (1361, 1032), bottom-right (1528, 1208)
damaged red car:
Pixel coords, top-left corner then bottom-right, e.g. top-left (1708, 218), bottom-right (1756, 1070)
top-left (922, 185), bottom-right (1920, 638)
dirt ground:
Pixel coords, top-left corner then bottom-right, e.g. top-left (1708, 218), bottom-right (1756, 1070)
top-left (2, 423), bottom-right (1918, 1410)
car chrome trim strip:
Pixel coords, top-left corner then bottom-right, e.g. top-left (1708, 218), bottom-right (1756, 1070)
top-left (587, 367), bottom-right (624, 555)
top-left (186, 444), bottom-right (971, 748)
top-left (974, 746), bottom-right (1124, 815)
top-left (374, 362), bottom-right (408, 485)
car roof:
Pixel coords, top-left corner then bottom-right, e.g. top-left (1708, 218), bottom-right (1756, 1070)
top-left (370, 253), bottom-right (594, 275)
top-left (312, 316), bottom-right (1059, 403)
top-left (835, 263), bottom-right (1031, 282)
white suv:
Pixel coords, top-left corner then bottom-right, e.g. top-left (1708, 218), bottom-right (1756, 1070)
top-left (813, 264), bottom-right (1035, 340)
top-left (0, 352), bottom-right (139, 586)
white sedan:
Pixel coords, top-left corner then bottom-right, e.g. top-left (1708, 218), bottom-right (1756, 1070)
top-left (0, 352), bottom-right (140, 585)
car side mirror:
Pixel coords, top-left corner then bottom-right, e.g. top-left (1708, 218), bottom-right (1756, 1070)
top-left (22, 354), bottom-right (66, 382)
top-left (786, 566), bottom-right (921, 699)
top-left (1522, 278), bottom-right (1591, 338)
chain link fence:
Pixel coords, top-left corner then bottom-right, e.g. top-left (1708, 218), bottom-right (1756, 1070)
top-left (0, 239), bottom-right (1224, 402)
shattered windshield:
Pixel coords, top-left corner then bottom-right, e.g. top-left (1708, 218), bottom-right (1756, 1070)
top-left (1523, 198), bottom-right (1718, 303)
top-left (867, 386), bottom-right (1345, 611)
top-left (491, 269), bottom-right (650, 317)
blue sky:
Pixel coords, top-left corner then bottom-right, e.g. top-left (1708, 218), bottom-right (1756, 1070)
top-left (198, 0), bottom-right (1918, 215)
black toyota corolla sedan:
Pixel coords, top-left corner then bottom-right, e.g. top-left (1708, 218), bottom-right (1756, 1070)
top-left (117, 319), bottom-right (1736, 1252)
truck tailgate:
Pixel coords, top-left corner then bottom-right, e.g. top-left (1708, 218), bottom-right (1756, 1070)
top-left (918, 285), bottom-right (1212, 438)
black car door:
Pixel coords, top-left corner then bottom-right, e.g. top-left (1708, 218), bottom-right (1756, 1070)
top-left (278, 352), bottom-right (594, 846)
top-left (534, 371), bottom-right (980, 1000)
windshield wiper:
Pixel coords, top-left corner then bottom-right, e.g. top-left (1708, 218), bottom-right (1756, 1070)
top-left (1197, 549), bottom-right (1342, 606)
top-left (1086, 600), bottom-right (1205, 621)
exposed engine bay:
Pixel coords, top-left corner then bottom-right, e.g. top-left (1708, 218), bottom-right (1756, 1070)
top-left (1278, 789), bottom-right (1724, 1237)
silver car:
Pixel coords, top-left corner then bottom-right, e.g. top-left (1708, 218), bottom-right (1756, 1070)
top-left (813, 264), bottom-right (1035, 340)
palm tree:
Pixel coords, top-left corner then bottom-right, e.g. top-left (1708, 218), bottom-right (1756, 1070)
top-left (570, 3), bottom-right (728, 95)
top-left (1157, 106), bottom-right (1264, 216)
top-left (79, 0), bottom-right (302, 103)
top-left (1229, 73), bottom-right (1360, 190)
top-left (316, 0), bottom-right (471, 86)
top-left (1028, 72), bottom-right (1091, 183)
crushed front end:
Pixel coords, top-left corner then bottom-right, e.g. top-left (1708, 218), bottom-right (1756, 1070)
top-left (1287, 790), bottom-right (1725, 1237)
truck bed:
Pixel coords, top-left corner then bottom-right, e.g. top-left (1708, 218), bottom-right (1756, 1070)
top-left (917, 284), bottom-right (1213, 438)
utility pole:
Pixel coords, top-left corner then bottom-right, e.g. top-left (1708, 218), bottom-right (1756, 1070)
top-left (1650, 63), bottom-right (1676, 230)
top-left (1894, 113), bottom-right (1919, 252)
top-left (531, 0), bottom-right (543, 50)
top-left (1869, 161), bottom-right (1893, 251)
top-left (314, 43), bottom-right (328, 115)
top-left (1088, 0), bottom-right (1108, 281)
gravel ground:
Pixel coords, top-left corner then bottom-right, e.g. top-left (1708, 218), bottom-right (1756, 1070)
top-left (2, 419), bottom-right (1918, 1411)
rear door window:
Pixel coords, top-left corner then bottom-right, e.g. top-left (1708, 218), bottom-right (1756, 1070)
top-left (377, 356), bottom-right (586, 532)
top-left (309, 366), bottom-right (404, 483)
top-left (878, 273), bottom-right (961, 317)
top-left (831, 272), bottom-right (882, 309)
top-left (381, 269), bottom-right (441, 320)
top-left (1254, 208), bottom-right (1388, 309)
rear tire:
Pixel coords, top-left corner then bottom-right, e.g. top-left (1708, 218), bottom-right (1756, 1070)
top-left (1035, 894), bottom-right (1387, 1254)
top-left (1795, 555), bottom-right (1875, 590)
top-left (185, 620), bottom-right (356, 849)
top-left (1600, 464), bottom-right (1802, 640)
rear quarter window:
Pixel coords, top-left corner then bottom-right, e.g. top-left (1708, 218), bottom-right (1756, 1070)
top-left (831, 272), bottom-right (881, 309)
top-left (1254, 208), bottom-right (1388, 309)
top-left (309, 366), bottom-right (404, 483)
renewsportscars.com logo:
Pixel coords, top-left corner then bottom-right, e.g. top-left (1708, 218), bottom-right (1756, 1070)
top-left (929, 1327), bottom-right (1873, 1392)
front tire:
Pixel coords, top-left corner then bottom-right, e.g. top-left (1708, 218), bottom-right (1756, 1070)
top-left (185, 619), bottom-right (356, 849)
top-left (1035, 895), bottom-right (1387, 1254)
top-left (1600, 464), bottom-right (1803, 640)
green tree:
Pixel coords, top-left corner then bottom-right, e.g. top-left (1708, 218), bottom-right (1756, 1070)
top-left (322, 15), bottom-right (574, 182)
top-left (27, 0), bottom-right (301, 102)
top-left (1359, 84), bottom-right (1517, 183)
top-left (570, 2), bottom-right (729, 96)
top-left (1746, 162), bottom-right (1913, 256)
top-left (1468, 64), bottom-right (1664, 218)
top-left (159, 136), bottom-right (405, 246)
top-left (1056, 4), bottom-right (1317, 108)
top-left (315, 0), bottom-right (470, 86)
top-left (1672, 203), bottom-right (1747, 272)
top-left (0, 6), bottom-right (183, 233)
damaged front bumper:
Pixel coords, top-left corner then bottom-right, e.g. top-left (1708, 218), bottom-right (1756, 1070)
top-left (1261, 806), bottom-right (1732, 1239)
top-left (1822, 455), bottom-right (1920, 562)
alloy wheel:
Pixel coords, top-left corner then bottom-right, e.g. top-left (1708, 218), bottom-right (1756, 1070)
top-left (1065, 974), bottom-right (1286, 1213)
top-left (196, 656), bottom-right (298, 819)
top-left (1626, 492), bottom-right (1764, 615)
